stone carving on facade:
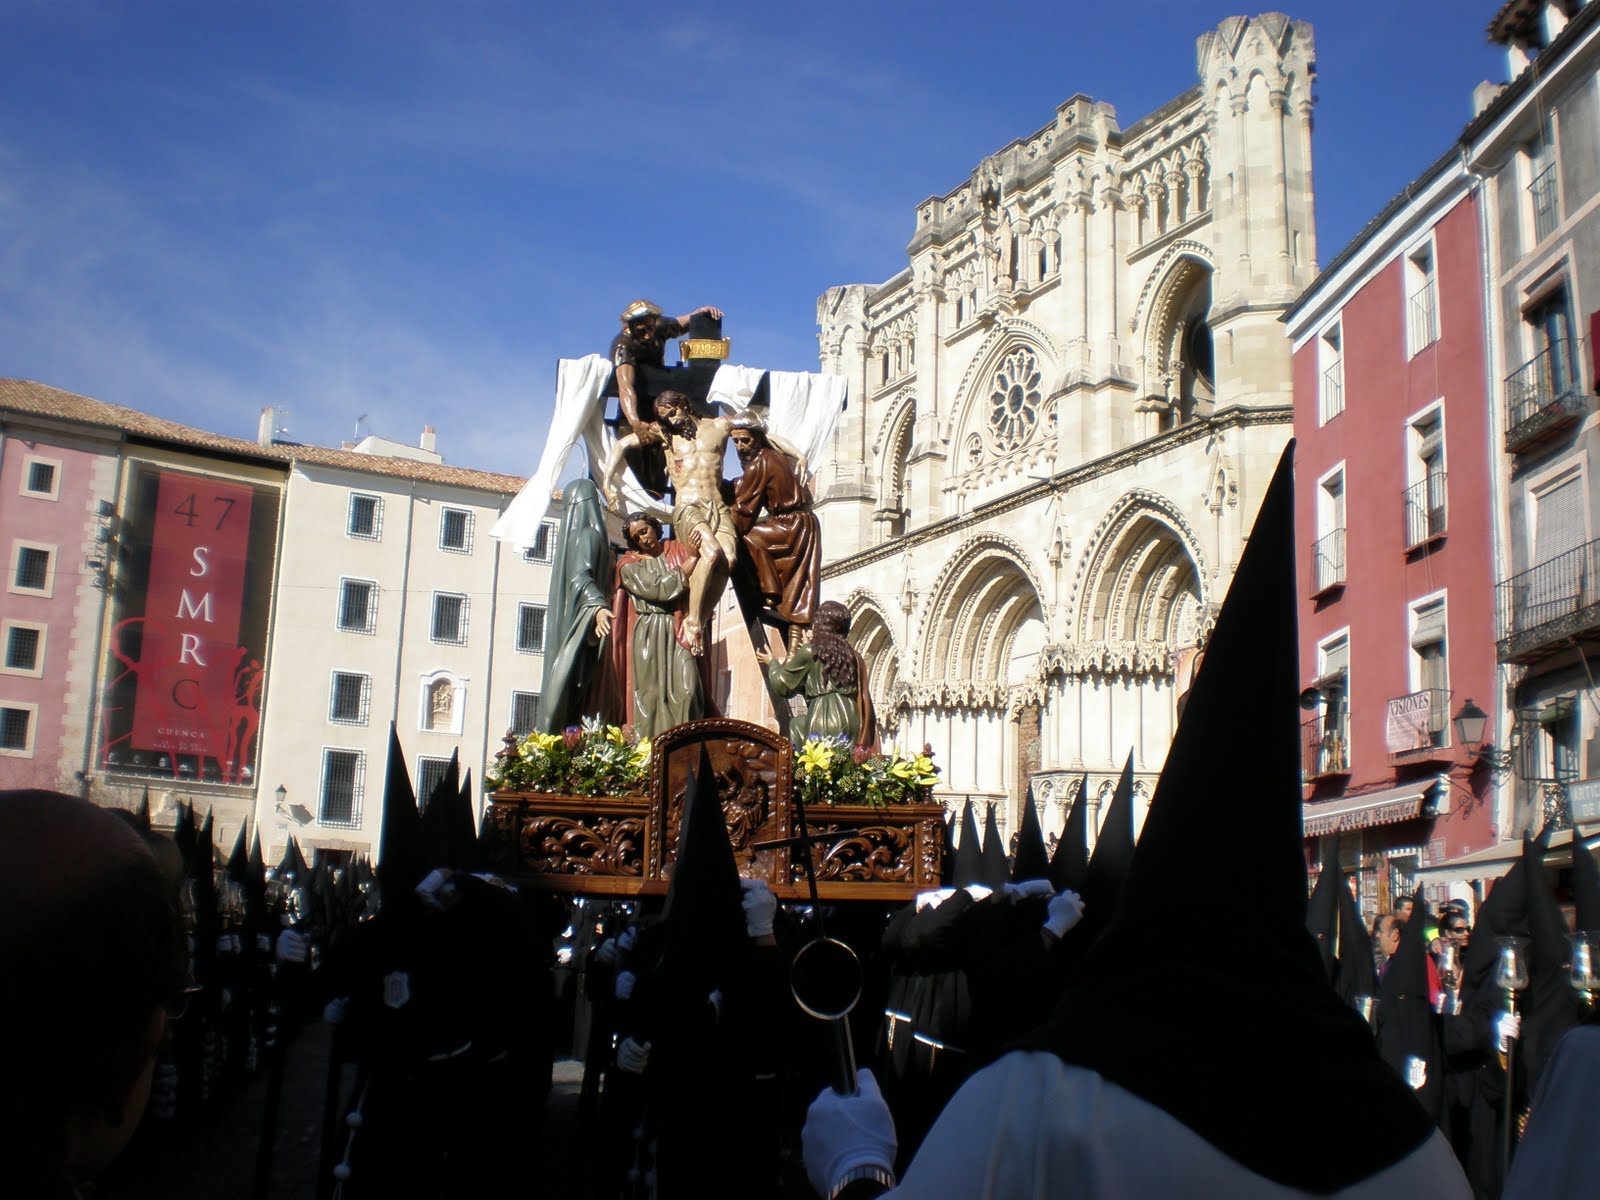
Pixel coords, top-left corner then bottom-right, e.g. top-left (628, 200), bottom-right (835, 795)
top-left (1068, 488), bottom-right (1209, 632)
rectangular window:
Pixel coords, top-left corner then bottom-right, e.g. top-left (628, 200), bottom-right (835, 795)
top-left (1309, 635), bottom-right (1350, 776)
top-left (328, 671), bottom-right (371, 725)
top-left (1, 704), bottom-right (37, 755)
top-left (1407, 596), bottom-right (1449, 750)
top-left (24, 459), bottom-right (58, 497)
top-left (1312, 467), bottom-right (1346, 595)
top-left (1405, 240), bottom-right (1439, 356)
top-left (337, 579), bottom-right (378, 633)
top-left (523, 522), bottom-right (556, 564)
top-left (511, 690), bottom-right (540, 736)
top-left (319, 748), bottom-right (365, 825)
top-left (418, 756), bottom-right (453, 805)
top-left (347, 493), bottom-right (382, 540)
top-left (517, 603), bottom-right (546, 654)
top-left (1318, 322), bottom-right (1344, 425)
top-left (4, 625), bottom-right (42, 673)
top-left (439, 508), bottom-right (473, 553)
top-left (431, 592), bottom-right (468, 645)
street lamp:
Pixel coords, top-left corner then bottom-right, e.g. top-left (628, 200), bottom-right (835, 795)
top-left (1453, 699), bottom-right (1516, 774)
top-left (275, 784), bottom-right (288, 814)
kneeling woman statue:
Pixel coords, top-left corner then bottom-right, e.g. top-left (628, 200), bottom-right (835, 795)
top-left (757, 600), bottom-right (877, 750)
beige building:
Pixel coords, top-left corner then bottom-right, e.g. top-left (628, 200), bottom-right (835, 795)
top-left (813, 13), bottom-right (1316, 843)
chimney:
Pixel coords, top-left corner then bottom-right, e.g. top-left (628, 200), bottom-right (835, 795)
top-left (258, 406), bottom-right (276, 446)
top-left (420, 425), bottom-right (437, 454)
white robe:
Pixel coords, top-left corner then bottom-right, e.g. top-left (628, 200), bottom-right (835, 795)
top-left (890, 1051), bottom-right (1471, 1199)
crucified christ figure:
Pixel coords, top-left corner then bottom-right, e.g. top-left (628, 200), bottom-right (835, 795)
top-left (601, 389), bottom-right (733, 657)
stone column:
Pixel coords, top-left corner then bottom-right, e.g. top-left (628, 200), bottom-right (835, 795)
top-left (1266, 84), bottom-right (1291, 278)
top-left (1095, 181), bottom-right (1123, 378)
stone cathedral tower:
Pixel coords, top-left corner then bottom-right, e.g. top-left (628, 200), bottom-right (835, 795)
top-left (813, 14), bottom-right (1316, 845)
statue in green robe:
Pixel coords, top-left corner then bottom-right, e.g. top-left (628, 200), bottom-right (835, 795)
top-left (757, 600), bottom-right (878, 748)
top-left (616, 514), bottom-right (704, 738)
top-left (537, 480), bottom-right (615, 732)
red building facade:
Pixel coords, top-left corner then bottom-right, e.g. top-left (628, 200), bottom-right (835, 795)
top-left (1285, 166), bottom-right (1499, 914)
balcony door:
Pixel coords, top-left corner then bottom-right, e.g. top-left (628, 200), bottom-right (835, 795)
top-left (1530, 473), bottom-right (1587, 624)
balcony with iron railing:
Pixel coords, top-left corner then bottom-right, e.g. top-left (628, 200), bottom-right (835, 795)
top-left (1320, 361), bottom-right (1344, 424)
top-left (1385, 687), bottom-right (1451, 763)
top-left (1505, 338), bottom-right (1588, 452)
top-left (1529, 163), bottom-right (1559, 243)
top-left (1408, 279), bottom-right (1439, 353)
top-left (1303, 716), bottom-right (1350, 781)
top-left (1310, 527), bottom-right (1346, 597)
top-left (1496, 537), bottom-right (1600, 661)
top-left (1403, 474), bottom-right (1447, 550)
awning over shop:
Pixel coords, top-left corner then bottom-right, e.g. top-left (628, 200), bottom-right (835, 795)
top-left (1414, 824), bottom-right (1600, 884)
top-left (1302, 779), bottom-right (1442, 838)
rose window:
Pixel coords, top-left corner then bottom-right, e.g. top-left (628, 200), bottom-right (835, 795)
top-left (988, 349), bottom-right (1042, 451)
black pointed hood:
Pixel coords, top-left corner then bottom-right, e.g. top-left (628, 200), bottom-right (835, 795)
top-left (940, 813), bottom-right (956, 886)
top-left (277, 836), bottom-right (308, 882)
top-left (378, 723), bottom-right (428, 898)
top-left (661, 744), bottom-right (746, 987)
top-left (1572, 837), bottom-right (1600, 933)
top-left (450, 769), bottom-right (481, 872)
top-left (980, 804), bottom-right (1009, 888)
top-left (1011, 787), bottom-right (1051, 882)
top-left (1305, 851), bottom-right (1341, 982)
top-left (419, 748), bottom-right (460, 869)
top-left (135, 786), bottom-right (152, 831)
top-left (244, 829), bottom-right (267, 931)
top-left (1333, 873), bottom-right (1377, 1006)
top-left (226, 819), bottom-right (249, 883)
top-left (953, 800), bottom-right (983, 887)
top-left (1079, 754), bottom-right (1136, 920)
top-left (1521, 836), bottom-right (1580, 1085)
top-left (1025, 444), bottom-right (1437, 1192)
top-left (173, 801), bottom-right (197, 874)
top-left (1048, 774), bottom-right (1089, 892)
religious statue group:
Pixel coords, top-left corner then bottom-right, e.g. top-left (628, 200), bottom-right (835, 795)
top-left (536, 301), bottom-right (873, 747)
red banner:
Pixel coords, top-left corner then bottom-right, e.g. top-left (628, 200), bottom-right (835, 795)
top-left (130, 471), bottom-right (255, 769)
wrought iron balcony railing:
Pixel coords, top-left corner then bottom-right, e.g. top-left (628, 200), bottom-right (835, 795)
top-left (1530, 163), bottom-right (1559, 243)
top-left (1409, 280), bottom-right (1439, 352)
top-left (1303, 716), bottom-right (1350, 780)
top-left (1403, 474), bottom-right (1447, 549)
top-left (1496, 536), bottom-right (1600, 661)
top-left (1505, 338), bottom-right (1588, 452)
top-left (1311, 527), bottom-right (1345, 595)
top-left (1320, 362), bottom-right (1344, 424)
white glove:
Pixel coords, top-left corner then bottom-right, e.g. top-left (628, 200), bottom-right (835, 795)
top-left (1495, 1011), bottom-right (1522, 1052)
top-left (276, 928), bottom-right (309, 964)
top-left (915, 887), bottom-right (955, 912)
top-left (215, 933), bottom-right (238, 955)
top-left (1003, 878), bottom-right (1055, 901)
top-left (616, 1037), bottom-right (651, 1075)
top-left (963, 884), bottom-right (994, 902)
top-left (802, 1067), bottom-right (897, 1199)
top-left (618, 925), bottom-right (639, 953)
top-left (1043, 889), bottom-right (1085, 938)
top-left (324, 997), bottom-right (349, 1026)
top-left (741, 879), bottom-right (777, 938)
top-left (595, 937), bottom-right (619, 966)
top-left (615, 969), bottom-right (637, 1001)
top-left (708, 989), bottom-right (724, 1022)
top-left (415, 868), bottom-right (451, 910)
top-left (1404, 1055), bottom-right (1428, 1090)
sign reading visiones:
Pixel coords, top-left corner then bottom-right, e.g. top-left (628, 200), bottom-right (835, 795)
top-left (101, 464), bottom-right (279, 786)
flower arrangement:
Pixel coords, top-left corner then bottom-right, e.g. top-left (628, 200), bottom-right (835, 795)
top-left (794, 737), bottom-right (940, 809)
top-left (487, 717), bottom-right (651, 797)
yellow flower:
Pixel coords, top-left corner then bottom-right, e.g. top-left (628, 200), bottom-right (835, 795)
top-left (605, 725), bottom-right (626, 746)
top-left (798, 740), bottom-right (835, 776)
top-left (630, 737), bottom-right (652, 767)
top-left (889, 759), bottom-right (915, 781)
top-left (528, 731), bottom-right (562, 755)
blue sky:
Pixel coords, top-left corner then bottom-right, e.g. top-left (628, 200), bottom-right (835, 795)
top-left (1, 1), bottom-right (1503, 476)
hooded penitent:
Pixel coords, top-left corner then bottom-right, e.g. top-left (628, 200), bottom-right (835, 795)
top-left (953, 801), bottom-right (983, 888)
top-left (1519, 834), bottom-right (1580, 1088)
top-left (1060, 753), bottom-right (1136, 958)
top-left (1333, 870), bottom-right (1377, 1006)
top-left (1573, 836), bottom-right (1600, 934)
top-left (1376, 887), bottom-right (1444, 1120)
top-left (538, 478), bottom-right (616, 733)
top-left (980, 805), bottom-right (1009, 889)
top-left (1305, 850), bottom-right (1341, 981)
top-left (418, 748), bottom-right (461, 869)
top-left (377, 723), bottom-right (428, 901)
top-left (1021, 444), bottom-right (1441, 1191)
top-left (449, 769), bottom-right (481, 873)
top-left (1011, 788), bottom-right (1051, 883)
top-left (1048, 774), bottom-right (1089, 893)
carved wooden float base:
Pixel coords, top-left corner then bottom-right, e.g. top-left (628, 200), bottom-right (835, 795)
top-left (482, 718), bottom-right (946, 901)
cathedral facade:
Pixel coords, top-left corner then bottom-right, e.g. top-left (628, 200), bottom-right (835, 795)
top-left (814, 14), bottom-right (1317, 843)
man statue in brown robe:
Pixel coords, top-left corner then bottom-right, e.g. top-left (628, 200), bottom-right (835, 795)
top-left (728, 414), bottom-right (821, 633)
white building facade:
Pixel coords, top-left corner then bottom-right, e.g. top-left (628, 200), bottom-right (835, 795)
top-left (814, 14), bottom-right (1317, 843)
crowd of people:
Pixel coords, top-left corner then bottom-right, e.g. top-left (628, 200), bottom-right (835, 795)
top-left (14, 450), bottom-right (1600, 1200)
